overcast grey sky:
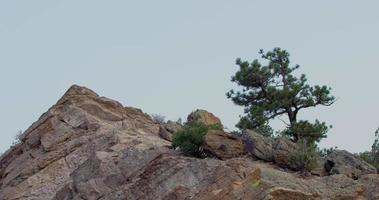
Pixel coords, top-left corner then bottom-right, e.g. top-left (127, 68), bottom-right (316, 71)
top-left (1, 1), bottom-right (378, 153)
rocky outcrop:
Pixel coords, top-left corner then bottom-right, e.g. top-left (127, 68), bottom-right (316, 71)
top-left (242, 130), bottom-right (302, 170)
top-left (203, 130), bottom-right (246, 160)
top-left (0, 85), bottom-right (378, 200)
top-left (243, 129), bottom-right (378, 179)
top-left (187, 109), bottom-right (222, 127)
top-left (325, 150), bottom-right (377, 179)
top-left (158, 120), bottom-right (183, 141)
top-left (0, 85), bottom-right (165, 200)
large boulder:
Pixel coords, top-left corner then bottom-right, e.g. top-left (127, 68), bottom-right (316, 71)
top-left (203, 130), bottom-right (246, 160)
top-left (186, 109), bottom-right (222, 127)
top-left (325, 150), bottom-right (377, 179)
top-left (158, 120), bottom-right (183, 141)
top-left (272, 137), bottom-right (302, 171)
top-left (242, 130), bottom-right (302, 171)
top-left (242, 130), bottom-right (273, 162)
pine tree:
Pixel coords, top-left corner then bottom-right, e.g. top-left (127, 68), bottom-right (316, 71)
top-left (227, 48), bottom-right (335, 143)
top-left (372, 128), bottom-right (379, 160)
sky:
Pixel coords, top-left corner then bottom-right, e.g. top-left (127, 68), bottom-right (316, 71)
top-left (1, 1), bottom-right (379, 153)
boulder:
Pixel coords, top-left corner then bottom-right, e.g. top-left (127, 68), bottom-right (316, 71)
top-left (158, 120), bottom-right (183, 141)
top-left (242, 130), bottom-right (302, 171)
top-left (186, 109), bottom-right (222, 127)
top-left (203, 130), bottom-right (246, 160)
top-left (272, 137), bottom-right (301, 171)
top-left (242, 130), bottom-right (273, 162)
top-left (325, 150), bottom-right (377, 179)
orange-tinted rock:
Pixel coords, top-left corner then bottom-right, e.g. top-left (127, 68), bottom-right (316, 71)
top-left (187, 109), bottom-right (222, 127)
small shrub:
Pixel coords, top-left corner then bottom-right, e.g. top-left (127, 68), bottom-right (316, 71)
top-left (291, 140), bottom-right (320, 173)
top-left (318, 146), bottom-right (338, 157)
top-left (358, 151), bottom-right (379, 172)
top-left (151, 114), bottom-right (166, 124)
top-left (172, 122), bottom-right (221, 158)
top-left (176, 117), bottom-right (183, 125)
top-left (357, 128), bottom-right (379, 172)
top-left (12, 130), bottom-right (23, 146)
top-left (230, 130), bottom-right (241, 136)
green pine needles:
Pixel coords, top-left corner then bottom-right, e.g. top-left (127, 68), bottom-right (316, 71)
top-left (227, 48), bottom-right (335, 143)
top-left (172, 122), bottom-right (222, 158)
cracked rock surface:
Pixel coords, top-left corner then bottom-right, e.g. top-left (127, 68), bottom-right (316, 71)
top-left (0, 85), bottom-right (378, 200)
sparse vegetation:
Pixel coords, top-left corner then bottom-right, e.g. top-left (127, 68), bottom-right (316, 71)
top-left (291, 140), bottom-right (320, 173)
top-left (176, 117), bottom-right (183, 125)
top-left (12, 130), bottom-right (23, 146)
top-left (172, 122), bottom-right (222, 158)
top-left (318, 146), bottom-right (338, 157)
top-left (151, 114), bottom-right (166, 125)
top-left (357, 128), bottom-right (379, 172)
top-left (358, 151), bottom-right (379, 172)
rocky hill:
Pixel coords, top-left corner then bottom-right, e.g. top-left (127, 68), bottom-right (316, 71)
top-left (0, 85), bottom-right (378, 200)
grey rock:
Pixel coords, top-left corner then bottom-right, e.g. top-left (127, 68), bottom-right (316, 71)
top-left (325, 150), bottom-right (377, 179)
top-left (158, 120), bottom-right (183, 141)
top-left (242, 130), bottom-right (273, 162)
top-left (1, 85), bottom-right (378, 200)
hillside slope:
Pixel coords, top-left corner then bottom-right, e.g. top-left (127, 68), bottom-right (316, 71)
top-left (0, 85), bottom-right (378, 200)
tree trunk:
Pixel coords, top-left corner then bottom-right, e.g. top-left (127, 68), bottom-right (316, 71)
top-left (288, 111), bottom-right (298, 142)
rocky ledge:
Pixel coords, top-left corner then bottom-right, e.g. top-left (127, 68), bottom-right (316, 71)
top-left (0, 85), bottom-right (378, 200)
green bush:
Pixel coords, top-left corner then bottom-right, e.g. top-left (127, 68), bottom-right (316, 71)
top-left (172, 122), bottom-right (221, 158)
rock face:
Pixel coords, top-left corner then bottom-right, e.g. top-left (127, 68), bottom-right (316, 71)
top-left (158, 120), bottom-right (183, 141)
top-left (325, 150), bottom-right (377, 179)
top-left (0, 85), bottom-right (378, 200)
top-left (187, 109), bottom-right (222, 127)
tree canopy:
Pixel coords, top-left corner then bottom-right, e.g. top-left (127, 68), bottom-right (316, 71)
top-left (227, 48), bottom-right (335, 143)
